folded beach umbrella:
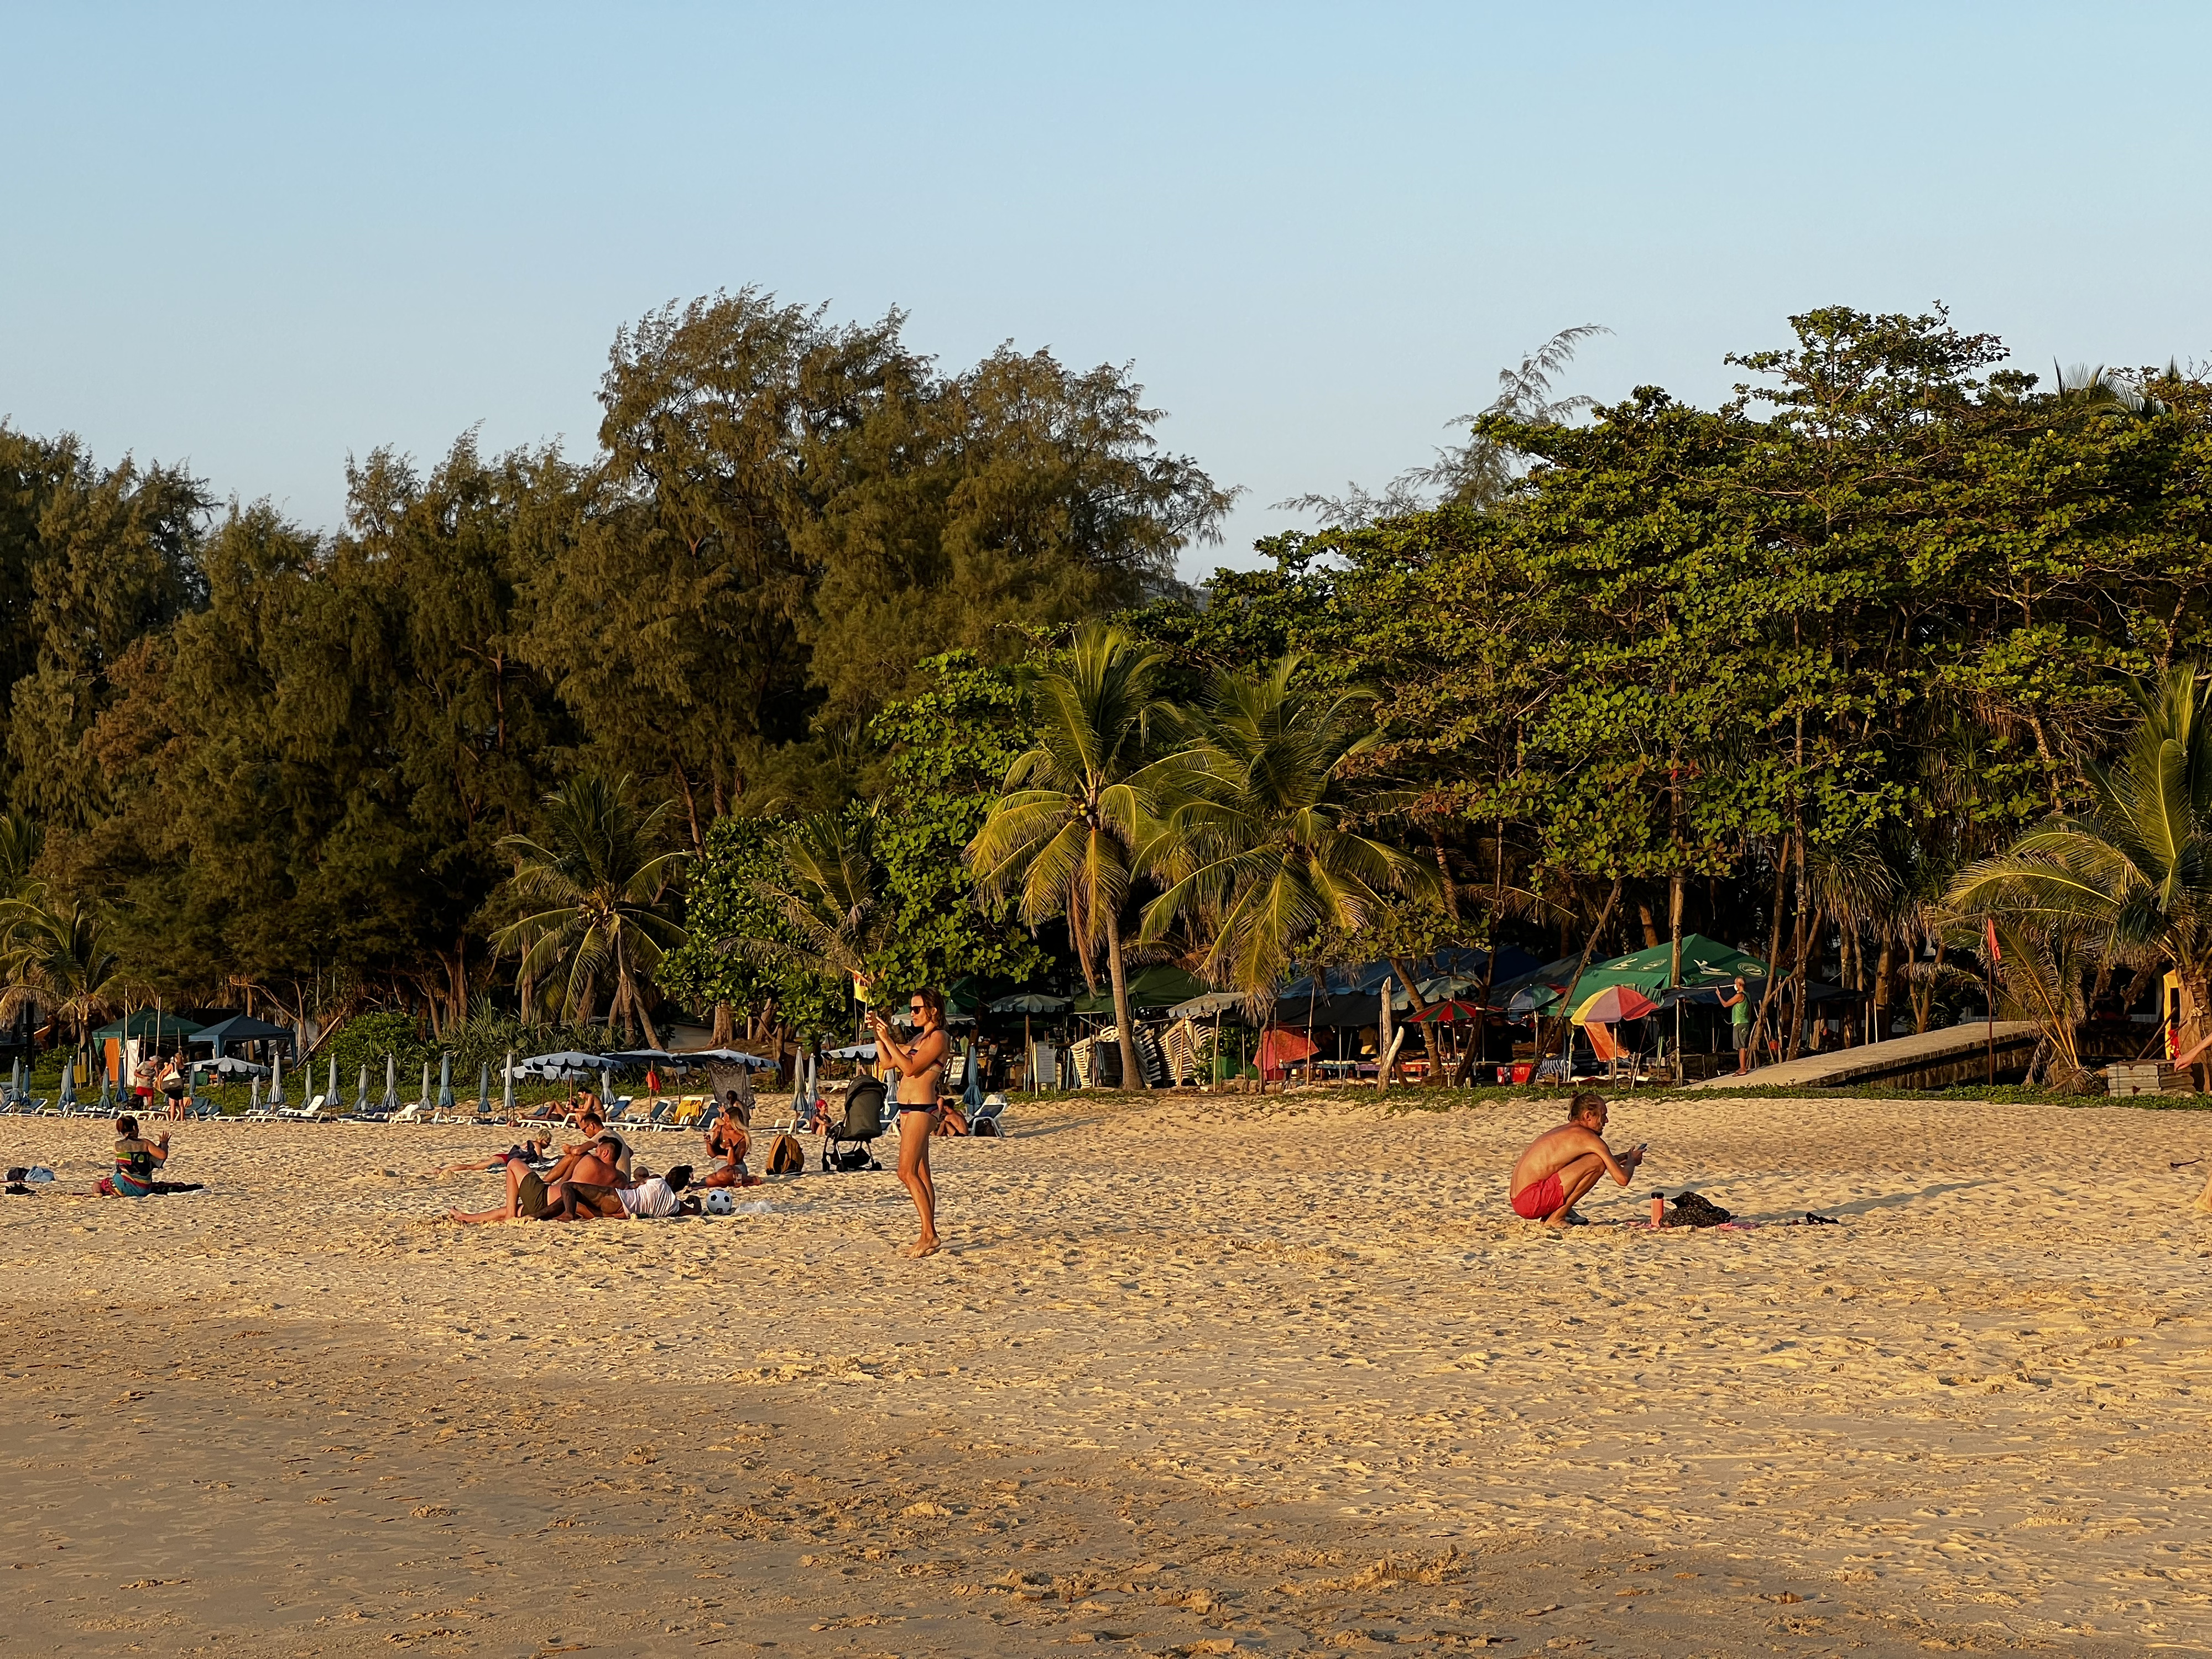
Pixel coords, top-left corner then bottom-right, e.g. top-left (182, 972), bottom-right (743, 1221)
top-left (382, 1053), bottom-right (399, 1115)
top-left (250, 1078), bottom-right (262, 1114)
top-left (1573, 985), bottom-right (1660, 1026)
top-left (57, 1058), bottom-right (76, 1111)
top-left (9, 1057), bottom-right (20, 1105)
top-left (419, 1061), bottom-right (432, 1111)
top-left (962, 1035), bottom-right (984, 1112)
top-left (268, 1050), bottom-right (285, 1108)
top-left (476, 1061), bottom-right (490, 1112)
top-left (437, 1053), bottom-right (455, 1112)
top-left (502, 1051), bottom-right (514, 1117)
top-left (355, 1063), bottom-right (371, 1114)
top-left (326, 1057), bottom-right (339, 1110)
top-left (98, 1070), bottom-right (114, 1114)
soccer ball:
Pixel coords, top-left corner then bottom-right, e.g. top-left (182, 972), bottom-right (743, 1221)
top-left (703, 1188), bottom-right (737, 1216)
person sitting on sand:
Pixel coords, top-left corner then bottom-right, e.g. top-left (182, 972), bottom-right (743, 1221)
top-left (542, 1162), bottom-right (695, 1222)
top-left (107, 1114), bottom-right (170, 1197)
top-left (695, 1097), bottom-right (755, 1190)
top-left (1508, 1092), bottom-right (1645, 1229)
top-left (448, 1134), bottom-right (625, 1224)
top-left (558, 1109), bottom-right (631, 1179)
top-left (426, 1130), bottom-right (551, 1179)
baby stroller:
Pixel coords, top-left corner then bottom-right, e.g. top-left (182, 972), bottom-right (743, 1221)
top-left (822, 1077), bottom-right (886, 1172)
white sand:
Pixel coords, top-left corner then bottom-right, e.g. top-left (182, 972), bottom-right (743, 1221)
top-left (4, 1089), bottom-right (2209, 1653)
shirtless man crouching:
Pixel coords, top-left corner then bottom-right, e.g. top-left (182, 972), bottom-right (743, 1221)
top-left (1508, 1092), bottom-right (1644, 1228)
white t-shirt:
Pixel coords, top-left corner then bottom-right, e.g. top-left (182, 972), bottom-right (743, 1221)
top-left (618, 1177), bottom-right (679, 1218)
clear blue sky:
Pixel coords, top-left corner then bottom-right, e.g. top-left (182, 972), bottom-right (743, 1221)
top-left (3, 2), bottom-right (2207, 575)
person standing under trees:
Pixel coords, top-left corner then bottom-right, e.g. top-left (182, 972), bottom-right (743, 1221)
top-left (1720, 977), bottom-right (1754, 1076)
top-left (866, 988), bottom-right (948, 1258)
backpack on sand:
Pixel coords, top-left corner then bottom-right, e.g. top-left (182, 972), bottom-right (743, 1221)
top-left (766, 1131), bottom-right (804, 1176)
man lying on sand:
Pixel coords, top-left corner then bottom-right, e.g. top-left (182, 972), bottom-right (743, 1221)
top-left (447, 1135), bottom-right (627, 1224)
top-left (427, 1130), bottom-right (552, 1178)
top-left (1509, 1092), bottom-right (1644, 1228)
top-left (541, 1163), bottom-right (695, 1221)
top-left (564, 1109), bottom-right (632, 1179)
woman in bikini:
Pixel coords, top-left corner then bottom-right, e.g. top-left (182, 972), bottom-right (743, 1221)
top-left (865, 988), bottom-right (948, 1257)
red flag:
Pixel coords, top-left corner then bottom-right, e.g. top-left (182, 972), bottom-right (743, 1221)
top-left (1984, 917), bottom-right (2002, 964)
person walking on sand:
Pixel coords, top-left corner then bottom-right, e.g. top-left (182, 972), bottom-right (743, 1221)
top-left (866, 987), bottom-right (949, 1258)
top-left (1719, 975), bottom-right (1754, 1075)
top-left (1509, 1092), bottom-right (1644, 1229)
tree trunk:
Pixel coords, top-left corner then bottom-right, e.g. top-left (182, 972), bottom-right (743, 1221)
top-left (1872, 933), bottom-right (1895, 1043)
top-left (1376, 975), bottom-right (1397, 1092)
top-left (1103, 909), bottom-right (1147, 1091)
top-left (1751, 835), bottom-right (1791, 1068)
top-left (712, 1000), bottom-right (735, 1046)
top-left (1545, 879), bottom-right (1623, 1074)
top-left (1636, 900), bottom-right (1661, 950)
top-left (1387, 957), bottom-right (1441, 1081)
top-left (1668, 870), bottom-right (1684, 988)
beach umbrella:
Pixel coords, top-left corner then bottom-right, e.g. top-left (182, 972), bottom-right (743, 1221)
top-left (268, 1050), bottom-right (285, 1108)
top-left (436, 1053), bottom-right (455, 1112)
top-left (419, 1061), bottom-right (432, 1113)
top-left (1573, 985), bottom-right (1660, 1026)
top-left (250, 1077), bottom-right (262, 1113)
top-left (382, 1053), bottom-right (399, 1115)
top-left (57, 1057), bottom-right (76, 1112)
top-left (502, 1051), bottom-right (514, 1118)
top-left (97, 1070), bottom-right (114, 1114)
top-left (962, 1034), bottom-right (984, 1112)
top-left (476, 1060), bottom-right (490, 1113)
top-left (1406, 998), bottom-right (1485, 1023)
top-left (8, 1057), bottom-right (20, 1108)
top-left (325, 1056), bottom-right (338, 1110)
top-left (355, 1063), bottom-right (371, 1114)
top-left (600, 1061), bottom-right (615, 1109)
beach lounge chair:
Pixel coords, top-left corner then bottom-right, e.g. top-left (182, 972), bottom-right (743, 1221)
top-left (822, 1078), bottom-right (885, 1172)
top-left (670, 1095), bottom-right (706, 1131)
top-left (970, 1092), bottom-right (1009, 1138)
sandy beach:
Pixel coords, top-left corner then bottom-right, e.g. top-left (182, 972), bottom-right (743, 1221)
top-left (4, 1089), bottom-right (2209, 1657)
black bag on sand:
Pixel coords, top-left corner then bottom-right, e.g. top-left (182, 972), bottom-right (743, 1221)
top-left (1669, 1190), bottom-right (1733, 1228)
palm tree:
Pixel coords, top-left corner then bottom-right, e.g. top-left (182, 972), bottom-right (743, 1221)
top-left (1948, 664), bottom-right (2212, 1066)
top-left (1137, 655), bottom-right (1435, 1008)
top-left (743, 806), bottom-right (890, 993)
top-left (0, 898), bottom-right (126, 1052)
top-left (967, 623), bottom-right (1183, 1091)
top-left (494, 774), bottom-right (689, 1045)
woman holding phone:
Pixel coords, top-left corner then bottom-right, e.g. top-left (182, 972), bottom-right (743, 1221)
top-left (865, 988), bottom-right (949, 1258)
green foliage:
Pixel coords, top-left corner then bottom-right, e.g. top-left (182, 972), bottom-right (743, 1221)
top-left (324, 1010), bottom-right (431, 1080)
top-left (654, 813), bottom-right (846, 1038)
top-left (867, 653), bottom-right (1046, 993)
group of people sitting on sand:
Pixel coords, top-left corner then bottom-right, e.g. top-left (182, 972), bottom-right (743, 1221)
top-left (443, 1089), bottom-right (768, 1224)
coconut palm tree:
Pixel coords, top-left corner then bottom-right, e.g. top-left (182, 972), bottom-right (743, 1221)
top-left (1948, 663), bottom-right (2212, 1065)
top-left (967, 623), bottom-right (1184, 1091)
top-left (1137, 655), bottom-right (1436, 1009)
top-left (744, 805), bottom-right (890, 984)
top-left (0, 898), bottom-right (126, 1051)
top-left (494, 774), bottom-right (689, 1045)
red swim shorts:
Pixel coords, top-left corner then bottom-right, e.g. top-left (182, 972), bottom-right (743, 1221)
top-left (1511, 1171), bottom-right (1564, 1220)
